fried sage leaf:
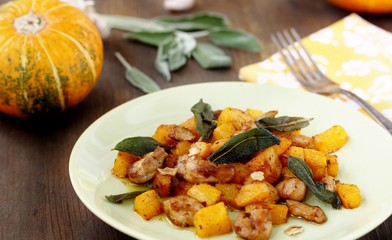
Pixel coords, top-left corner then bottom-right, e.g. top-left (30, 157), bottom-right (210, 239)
top-left (256, 116), bottom-right (313, 132)
top-left (287, 156), bottom-right (341, 209)
top-left (114, 136), bottom-right (163, 156)
top-left (105, 190), bottom-right (147, 203)
top-left (192, 43), bottom-right (232, 69)
top-left (208, 128), bottom-right (280, 164)
top-left (209, 28), bottom-right (263, 52)
top-left (154, 12), bottom-right (229, 31)
top-left (190, 99), bottom-right (217, 140)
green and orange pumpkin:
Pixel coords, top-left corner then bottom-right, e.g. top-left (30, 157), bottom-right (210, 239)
top-left (0, 0), bottom-right (103, 117)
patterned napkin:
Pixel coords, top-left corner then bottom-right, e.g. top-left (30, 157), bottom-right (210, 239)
top-left (239, 13), bottom-right (392, 121)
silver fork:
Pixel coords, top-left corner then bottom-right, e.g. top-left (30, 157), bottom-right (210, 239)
top-left (271, 28), bottom-right (392, 134)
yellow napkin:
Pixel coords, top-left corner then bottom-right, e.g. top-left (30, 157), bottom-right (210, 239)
top-left (239, 13), bottom-right (392, 121)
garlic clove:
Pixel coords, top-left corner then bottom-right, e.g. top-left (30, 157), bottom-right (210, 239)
top-left (163, 0), bottom-right (196, 11)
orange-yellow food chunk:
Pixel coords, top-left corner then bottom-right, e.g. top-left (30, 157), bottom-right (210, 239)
top-left (313, 125), bottom-right (348, 153)
top-left (194, 202), bottom-right (232, 238)
top-left (134, 190), bottom-right (163, 220)
top-left (336, 183), bottom-right (361, 209)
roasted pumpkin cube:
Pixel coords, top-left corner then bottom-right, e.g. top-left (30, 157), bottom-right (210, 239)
top-left (217, 107), bottom-right (254, 130)
top-left (264, 181), bottom-right (280, 203)
top-left (112, 151), bottom-right (139, 178)
top-left (194, 202), bottom-right (232, 238)
top-left (246, 203), bottom-right (288, 225)
top-left (245, 108), bottom-right (263, 120)
top-left (134, 189), bottom-right (163, 220)
top-left (327, 154), bottom-right (339, 177)
top-left (215, 183), bottom-right (242, 209)
top-left (267, 203), bottom-right (289, 225)
top-left (284, 146), bottom-right (305, 159)
top-left (336, 183), bottom-right (361, 209)
top-left (210, 138), bottom-right (229, 153)
top-left (246, 147), bottom-right (282, 184)
top-left (272, 137), bottom-right (292, 156)
top-left (180, 116), bottom-right (201, 139)
top-left (189, 142), bottom-right (211, 159)
top-left (304, 148), bottom-right (328, 181)
top-left (242, 178), bottom-right (280, 203)
top-left (171, 140), bottom-right (192, 156)
top-left (282, 146), bottom-right (305, 166)
top-left (187, 183), bottom-right (221, 206)
top-left (152, 124), bottom-right (176, 147)
top-left (211, 123), bottom-right (237, 142)
top-left (235, 182), bottom-right (274, 207)
top-left (313, 125), bottom-right (348, 153)
top-left (152, 172), bottom-right (173, 198)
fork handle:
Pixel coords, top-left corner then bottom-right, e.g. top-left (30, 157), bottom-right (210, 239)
top-left (337, 89), bottom-right (392, 134)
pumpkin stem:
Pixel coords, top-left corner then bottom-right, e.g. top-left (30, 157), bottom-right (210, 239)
top-left (14, 12), bottom-right (46, 35)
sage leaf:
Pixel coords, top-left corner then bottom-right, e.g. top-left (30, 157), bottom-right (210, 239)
top-left (256, 116), bottom-right (313, 132)
top-left (167, 32), bottom-right (195, 71)
top-left (176, 31), bottom-right (197, 57)
top-left (209, 28), bottom-right (263, 52)
top-left (154, 12), bottom-right (229, 31)
top-left (124, 30), bottom-right (175, 47)
top-left (155, 32), bottom-right (197, 77)
top-left (191, 99), bottom-right (217, 140)
top-left (155, 38), bottom-right (175, 81)
top-left (101, 14), bottom-right (170, 32)
top-left (192, 43), bottom-right (232, 69)
top-left (115, 52), bottom-right (161, 94)
top-left (114, 136), bottom-right (164, 156)
top-left (168, 45), bottom-right (187, 71)
top-left (208, 128), bottom-right (280, 164)
top-left (287, 156), bottom-right (341, 209)
top-left (105, 190), bottom-right (147, 203)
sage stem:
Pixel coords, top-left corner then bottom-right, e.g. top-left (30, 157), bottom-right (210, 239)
top-left (115, 52), bottom-right (133, 70)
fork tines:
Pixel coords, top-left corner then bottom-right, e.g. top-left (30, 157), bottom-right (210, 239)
top-left (271, 28), bottom-right (323, 83)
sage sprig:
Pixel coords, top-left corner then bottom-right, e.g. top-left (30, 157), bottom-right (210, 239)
top-left (102, 11), bottom-right (263, 87)
top-left (105, 190), bottom-right (147, 203)
top-left (256, 116), bottom-right (313, 132)
top-left (155, 31), bottom-right (198, 81)
top-left (124, 30), bottom-right (174, 47)
top-left (190, 99), bottom-right (217, 140)
top-left (208, 128), bottom-right (280, 164)
top-left (102, 14), bottom-right (169, 32)
top-left (115, 52), bottom-right (161, 94)
top-left (192, 43), bottom-right (232, 68)
top-left (287, 156), bottom-right (341, 209)
top-left (114, 136), bottom-right (164, 156)
top-left (209, 28), bottom-right (263, 53)
top-left (154, 11), bottom-right (229, 31)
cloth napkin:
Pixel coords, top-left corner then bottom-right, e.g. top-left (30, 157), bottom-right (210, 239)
top-left (239, 13), bottom-right (392, 121)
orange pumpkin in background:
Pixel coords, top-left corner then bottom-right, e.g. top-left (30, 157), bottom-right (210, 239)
top-left (328, 0), bottom-right (392, 15)
top-left (0, 0), bottom-right (103, 118)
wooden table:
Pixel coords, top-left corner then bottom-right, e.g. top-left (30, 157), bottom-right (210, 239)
top-left (1, 0), bottom-right (391, 239)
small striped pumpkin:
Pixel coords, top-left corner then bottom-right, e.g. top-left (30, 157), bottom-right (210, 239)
top-left (328, 0), bottom-right (392, 15)
top-left (0, 0), bottom-right (103, 117)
